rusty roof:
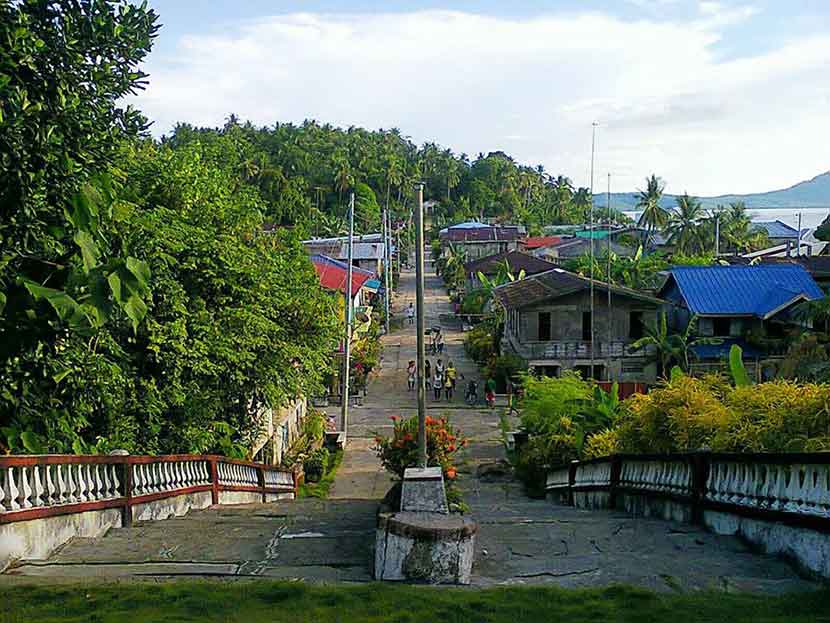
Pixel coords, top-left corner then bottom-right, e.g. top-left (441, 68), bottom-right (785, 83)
top-left (464, 250), bottom-right (557, 277)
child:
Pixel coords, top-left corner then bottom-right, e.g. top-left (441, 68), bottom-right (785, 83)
top-left (433, 371), bottom-right (443, 400)
top-left (485, 376), bottom-right (497, 410)
top-left (444, 374), bottom-right (454, 401)
top-left (407, 360), bottom-right (416, 391)
top-left (406, 303), bottom-right (415, 325)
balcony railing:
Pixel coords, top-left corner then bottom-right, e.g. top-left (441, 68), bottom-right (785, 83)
top-left (506, 334), bottom-right (653, 360)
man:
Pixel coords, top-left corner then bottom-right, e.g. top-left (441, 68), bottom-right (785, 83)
top-left (406, 303), bottom-right (415, 325)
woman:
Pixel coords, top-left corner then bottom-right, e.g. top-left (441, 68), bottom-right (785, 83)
top-left (433, 371), bottom-right (443, 400)
top-left (435, 358), bottom-right (445, 382)
top-left (424, 359), bottom-right (431, 382)
top-left (436, 330), bottom-right (444, 354)
top-left (407, 360), bottom-right (416, 391)
top-left (444, 374), bottom-right (454, 401)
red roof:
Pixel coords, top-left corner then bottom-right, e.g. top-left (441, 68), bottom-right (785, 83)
top-left (521, 236), bottom-right (563, 250)
top-left (310, 255), bottom-right (372, 297)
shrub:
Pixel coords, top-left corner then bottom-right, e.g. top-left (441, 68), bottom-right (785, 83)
top-left (374, 415), bottom-right (466, 481)
top-left (584, 428), bottom-right (620, 459)
top-left (615, 374), bottom-right (732, 454)
top-left (460, 289), bottom-right (488, 315)
top-left (304, 447), bottom-right (330, 483)
top-left (464, 324), bottom-right (496, 364)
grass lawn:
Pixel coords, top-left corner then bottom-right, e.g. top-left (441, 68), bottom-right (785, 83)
top-left (297, 449), bottom-right (343, 499)
top-left (0, 581), bottom-right (828, 623)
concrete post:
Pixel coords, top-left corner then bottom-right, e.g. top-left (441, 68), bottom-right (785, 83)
top-left (414, 183), bottom-right (427, 469)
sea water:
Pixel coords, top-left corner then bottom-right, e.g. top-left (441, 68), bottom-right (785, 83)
top-left (622, 207), bottom-right (830, 230)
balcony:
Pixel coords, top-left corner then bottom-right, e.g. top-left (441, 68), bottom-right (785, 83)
top-left (505, 333), bottom-right (652, 361)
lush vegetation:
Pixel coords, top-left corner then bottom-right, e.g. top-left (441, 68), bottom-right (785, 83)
top-left (374, 415), bottom-right (466, 483)
top-left (0, 581), bottom-right (827, 623)
top-left (298, 449), bottom-right (343, 499)
top-left (514, 367), bottom-right (830, 490)
top-left (0, 1), bottom-right (338, 456)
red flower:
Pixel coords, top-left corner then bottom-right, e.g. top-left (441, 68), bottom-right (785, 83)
top-left (390, 415), bottom-right (400, 422)
top-left (446, 467), bottom-right (457, 480)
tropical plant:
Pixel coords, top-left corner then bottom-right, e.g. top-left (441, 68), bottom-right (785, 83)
top-left (636, 175), bottom-right (669, 242)
top-left (631, 313), bottom-right (720, 376)
top-left (665, 194), bottom-right (705, 255)
top-left (374, 415), bottom-right (466, 481)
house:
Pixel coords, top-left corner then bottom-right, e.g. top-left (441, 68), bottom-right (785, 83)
top-left (250, 398), bottom-right (308, 466)
top-left (535, 237), bottom-right (637, 264)
top-left (303, 235), bottom-right (390, 278)
top-left (310, 254), bottom-right (374, 309)
top-left (463, 250), bottom-right (557, 291)
top-left (752, 220), bottom-right (800, 245)
top-left (519, 236), bottom-right (563, 253)
top-left (659, 264), bottom-right (824, 379)
top-left (495, 267), bottom-right (663, 382)
top-left (439, 221), bottom-right (524, 260)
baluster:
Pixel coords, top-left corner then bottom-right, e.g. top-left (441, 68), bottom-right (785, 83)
top-left (17, 466), bottom-right (32, 509)
top-left (174, 462), bottom-right (184, 489)
top-left (4, 467), bottom-right (20, 511)
top-left (814, 465), bottom-right (830, 515)
top-left (132, 464), bottom-right (143, 496)
top-left (45, 464), bottom-right (57, 505)
top-left (102, 464), bottom-right (111, 499)
top-left (771, 464), bottom-right (786, 511)
top-left (85, 465), bottom-right (97, 501)
top-left (110, 464), bottom-right (121, 497)
top-left (75, 464), bottom-right (87, 503)
top-left (32, 465), bottom-right (44, 506)
top-left (93, 465), bottom-right (103, 501)
top-left (0, 468), bottom-right (6, 511)
top-left (57, 464), bottom-right (70, 504)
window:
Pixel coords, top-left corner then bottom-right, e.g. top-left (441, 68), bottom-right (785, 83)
top-left (538, 311), bottom-right (551, 341)
top-left (582, 311), bottom-right (592, 341)
top-left (629, 311), bottom-right (644, 339)
top-left (713, 317), bottom-right (731, 337)
top-left (575, 364), bottom-right (605, 381)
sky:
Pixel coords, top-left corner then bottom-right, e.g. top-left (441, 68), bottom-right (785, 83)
top-left (135, 1), bottom-right (830, 196)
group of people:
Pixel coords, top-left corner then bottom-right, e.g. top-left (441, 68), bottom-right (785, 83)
top-left (407, 358), bottom-right (462, 401)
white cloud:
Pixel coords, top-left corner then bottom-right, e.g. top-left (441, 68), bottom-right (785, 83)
top-left (135, 9), bottom-right (830, 195)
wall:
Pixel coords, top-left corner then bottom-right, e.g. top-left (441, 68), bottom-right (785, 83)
top-left (1, 508), bottom-right (122, 572)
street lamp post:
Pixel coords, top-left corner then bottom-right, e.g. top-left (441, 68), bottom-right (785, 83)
top-left (414, 183), bottom-right (428, 468)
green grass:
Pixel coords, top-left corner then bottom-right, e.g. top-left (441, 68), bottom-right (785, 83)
top-left (0, 581), bottom-right (827, 623)
top-left (297, 449), bottom-right (343, 499)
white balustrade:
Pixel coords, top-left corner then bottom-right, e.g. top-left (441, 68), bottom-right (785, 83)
top-left (217, 461), bottom-right (260, 487)
top-left (130, 460), bottom-right (211, 498)
top-left (706, 460), bottom-right (830, 517)
top-left (0, 462), bottom-right (125, 514)
top-left (574, 461), bottom-right (612, 488)
top-left (263, 468), bottom-right (294, 489)
top-left (619, 459), bottom-right (692, 496)
top-left (545, 466), bottom-right (571, 491)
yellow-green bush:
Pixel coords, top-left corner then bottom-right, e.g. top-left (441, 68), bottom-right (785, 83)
top-left (584, 428), bottom-right (620, 458)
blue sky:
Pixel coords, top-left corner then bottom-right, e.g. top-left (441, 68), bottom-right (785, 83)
top-left (136, 1), bottom-right (830, 195)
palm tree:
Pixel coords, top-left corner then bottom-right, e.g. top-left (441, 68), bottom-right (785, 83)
top-left (665, 194), bottom-right (705, 255)
top-left (722, 201), bottom-right (768, 254)
top-left (550, 176), bottom-right (574, 223)
top-left (636, 175), bottom-right (669, 243)
top-left (573, 187), bottom-right (592, 222)
top-left (632, 313), bottom-right (719, 376)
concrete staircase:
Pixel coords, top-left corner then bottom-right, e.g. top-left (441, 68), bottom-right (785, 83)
top-left (5, 498), bottom-right (378, 582)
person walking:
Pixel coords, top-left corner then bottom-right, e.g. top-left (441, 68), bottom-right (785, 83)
top-left (406, 303), bottom-right (415, 325)
top-left (444, 374), bottom-right (454, 401)
top-left (445, 361), bottom-right (462, 392)
top-left (424, 359), bottom-right (431, 383)
top-left (505, 376), bottom-right (516, 415)
top-left (407, 360), bottom-right (416, 391)
top-left (485, 375), bottom-right (497, 411)
top-left (435, 359), bottom-right (445, 383)
top-left (433, 371), bottom-right (443, 400)
top-left (436, 330), bottom-right (444, 354)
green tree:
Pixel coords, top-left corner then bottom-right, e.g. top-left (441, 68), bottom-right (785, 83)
top-left (665, 194), bottom-right (705, 255)
top-left (636, 175), bottom-right (669, 242)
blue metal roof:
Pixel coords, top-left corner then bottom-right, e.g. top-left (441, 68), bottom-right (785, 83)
top-left (664, 264), bottom-right (824, 318)
top-left (752, 220), bottom-right (799, 239)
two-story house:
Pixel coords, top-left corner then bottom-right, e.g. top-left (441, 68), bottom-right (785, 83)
top-left (495, 267), bottom-right (663, 382)
top-left (659, 264), bottom-right (824, 380)
top-left (439, 222), bottom-right (524, 260)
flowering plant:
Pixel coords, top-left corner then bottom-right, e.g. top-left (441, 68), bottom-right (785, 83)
top-left (374, 415), bottom-right (466, 481)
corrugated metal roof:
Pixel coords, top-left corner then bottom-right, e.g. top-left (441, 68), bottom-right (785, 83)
top-left (494, 267), bottom-right (663, 310)
top-left (521, 236), bottom-right (563, 249)
top-left (309, 254), bottom-right (373, 297)
top-left (339, 242), bottom-right (384, 260)
top-left (752, 220), bottom-right (800, 239)
top-left (464, 250), bottom-right (557, 277)
top-left (662, 265), bottom-right (824, 318)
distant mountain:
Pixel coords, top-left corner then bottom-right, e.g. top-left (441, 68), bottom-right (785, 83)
top-left (594, 171), bottom-right (830, 211)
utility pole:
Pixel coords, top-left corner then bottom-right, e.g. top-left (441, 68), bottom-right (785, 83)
top-left (414, 183), bottom-right (427, 468)
top-left (340, 193), bottom-right (355, 438)
top-left (606, 172), bottom-right (612, 382)
top-left (589, 122), bottom-right (597, 382)
top-left (797, 212), bottom-right (803, 257)
top-left (714, 212), bottom-right (720, 257)
top-left (382, 208), bottom-right (391, 335)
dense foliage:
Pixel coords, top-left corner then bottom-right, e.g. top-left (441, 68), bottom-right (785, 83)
top-left (0, 2), bottom-right (338, 455)
top-left (515, 371), bottom-right (830, 487)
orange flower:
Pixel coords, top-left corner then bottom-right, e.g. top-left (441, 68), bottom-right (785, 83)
top-left (446, 467), bottom-right (457, 480)
top-left (447, 444), bottom-right (456, 452)
top-left (390, 415), bottom-right (400, 422)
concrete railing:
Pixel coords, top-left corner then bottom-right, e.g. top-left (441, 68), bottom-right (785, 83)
top-left (0, 454), bottom-right (296, 571)
top-left (546, 453), bottom-right (830, 578)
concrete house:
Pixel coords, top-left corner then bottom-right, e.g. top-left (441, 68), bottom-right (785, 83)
top-left (659, 264), bottom-right (824, 380)
top-left (495, 268), bottom-right (663, 382)
top-left (439, 222), bottom-right (524, 260)
top-left (463, 250), bottom-right (557, 291)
